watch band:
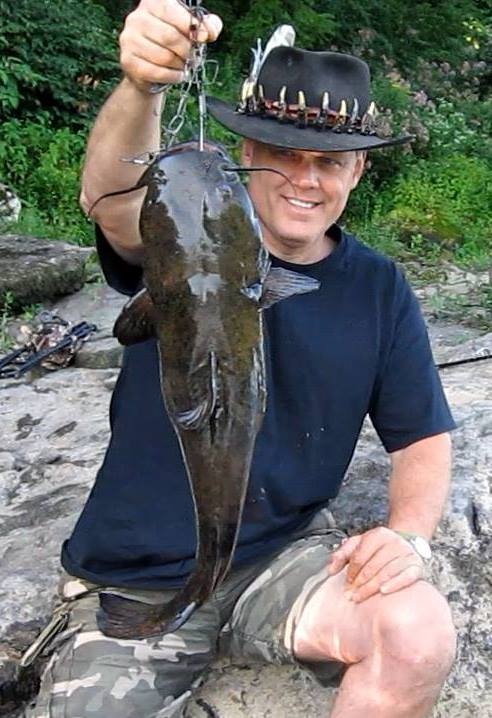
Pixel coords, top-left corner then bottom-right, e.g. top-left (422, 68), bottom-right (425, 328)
top-left (392, 530), bottom-right (433, 561)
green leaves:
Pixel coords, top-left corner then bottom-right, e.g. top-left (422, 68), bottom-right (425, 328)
top-left (0, 120), bottom-right (91, 244)
top-left (0, 0), bottom-right (119, 128)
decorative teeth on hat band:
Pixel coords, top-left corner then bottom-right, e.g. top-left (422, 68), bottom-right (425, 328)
top-left (235, 86), bottom-right (382, 136)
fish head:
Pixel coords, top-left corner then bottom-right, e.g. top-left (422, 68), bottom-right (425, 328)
top-left (141, 141), bottom-right (258, 247)
top-left (140, 141), bottom-right (266, 299)
top-left (198, 147), bottom-right (267, 290)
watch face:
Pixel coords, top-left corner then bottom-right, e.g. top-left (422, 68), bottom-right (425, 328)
top-left (413, 536), bottom-right (432, 561)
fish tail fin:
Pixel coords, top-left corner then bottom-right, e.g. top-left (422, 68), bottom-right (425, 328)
top-left (97, 593), bottom-right (166, 639)
top-left (98, 593), bottom-right (202, 639)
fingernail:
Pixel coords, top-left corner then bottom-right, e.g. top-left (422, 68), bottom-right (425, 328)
top-left (207, 14), bottom-right (223, 37)
top-left (344, 589), bottom-right (354, 601)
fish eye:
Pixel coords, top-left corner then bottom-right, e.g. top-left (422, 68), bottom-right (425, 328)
top-left (217, 183), bottom-right (233, 201)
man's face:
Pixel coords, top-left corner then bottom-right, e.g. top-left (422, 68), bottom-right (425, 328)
top-left (241, 139), bottom-right (366, 259)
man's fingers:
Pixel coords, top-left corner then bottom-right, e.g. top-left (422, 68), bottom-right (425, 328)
top-left (144, 0), bottom-right (222, 43)
top-left (350, 542), bottom-right (414, 589)
top-left (121, 1), bottom-right (223, 89)
top-left (345, 527), bottom-right (418, 584)
top-left (121, 55), bottom-right (186, 86)
top-left (143, 0), bottom-right (197, 38)
top-left (128, 40), bottom-right (186, 73)
top-left (345, 531), bottom-right (387, 584)
top-left (327, 535), bottom-right (361, 575)
top-left (380, 564), bottom-right (424, 594)
top-left (200, 14), bottom-right (223, 42)
top-left (122, 13), bottom-right (192, 64)
top-left (349, 560), bottom-right (424, 603)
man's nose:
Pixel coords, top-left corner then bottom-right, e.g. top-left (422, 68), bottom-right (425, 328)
top-left (290, 160), bottom-right (320, 189)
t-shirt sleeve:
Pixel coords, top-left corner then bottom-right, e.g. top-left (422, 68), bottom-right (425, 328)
top-left (369, 269), bottom-right (456, 452)
top-left (95, 224), bottom-right (143, 296)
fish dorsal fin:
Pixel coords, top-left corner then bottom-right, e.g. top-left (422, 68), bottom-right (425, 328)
top-left (174, 351), bottom-right (218, 431)
top-left (260, 267), bottom-right (320, 309)
top-left (113, 288), bottom-right (156, 345)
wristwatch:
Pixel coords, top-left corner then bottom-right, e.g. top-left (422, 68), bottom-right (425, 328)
top-left (393, 530), bottom-right (432, 561)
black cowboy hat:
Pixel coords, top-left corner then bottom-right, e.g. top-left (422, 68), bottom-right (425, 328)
top-left (208, 46), bottom-right (414, 152)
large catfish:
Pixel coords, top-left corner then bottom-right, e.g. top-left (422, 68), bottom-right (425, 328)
top-left (97, 140), bottom-right (319, 639)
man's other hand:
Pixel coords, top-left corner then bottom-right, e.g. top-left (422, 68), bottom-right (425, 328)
top-left (327, 526), bottom-right (425, 603)
top-left (120, 0), bottom-right (223, 91)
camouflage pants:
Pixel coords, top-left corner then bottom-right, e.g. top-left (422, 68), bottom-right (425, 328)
top-left (25, 510), bottom-right (346, 718)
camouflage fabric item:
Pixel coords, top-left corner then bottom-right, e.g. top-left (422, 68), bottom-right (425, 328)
top-left (25, 510), bottom-right (346, 718)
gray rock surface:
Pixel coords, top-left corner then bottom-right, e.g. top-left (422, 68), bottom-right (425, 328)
top-left (0, 283), bottom-right (491, 717)
top-left (0, 235), bottom-right (92, 310)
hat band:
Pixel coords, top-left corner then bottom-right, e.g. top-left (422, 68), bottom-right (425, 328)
top-left (236, 84), bottom-right (381, 137)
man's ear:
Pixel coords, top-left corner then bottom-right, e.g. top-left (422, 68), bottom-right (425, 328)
top-left (350, 150), bottom-right (367, 189)
top-left (241, 139), bottom-right (254, 167)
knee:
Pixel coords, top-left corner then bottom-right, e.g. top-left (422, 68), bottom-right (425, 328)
top-left (374, 581), bottom-right (456, 679)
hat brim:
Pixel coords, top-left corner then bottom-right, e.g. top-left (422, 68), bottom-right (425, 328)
top-left (207, 97), bottom-right (414, 152)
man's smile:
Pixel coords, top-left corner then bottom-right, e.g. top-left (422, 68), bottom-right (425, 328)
top-left (283, 196), bottom-right (323, 211)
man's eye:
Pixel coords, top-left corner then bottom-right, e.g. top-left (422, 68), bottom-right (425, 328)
top-left (320, 157), bottom-right (340, 167)
top-left (273, 148), bottom-right (294, 159)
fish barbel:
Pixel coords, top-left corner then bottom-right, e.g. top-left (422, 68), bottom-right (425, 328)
top-left (96, 140), bottom-right (320, 639)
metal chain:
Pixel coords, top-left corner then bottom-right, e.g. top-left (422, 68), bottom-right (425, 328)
top-left (161, 1), bottom-right (209, 149)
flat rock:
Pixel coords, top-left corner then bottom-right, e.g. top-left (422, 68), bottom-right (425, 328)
top-left (0, 306), bottom-right (491, 715)
top-left (0, 235), bottom-right (92, 310)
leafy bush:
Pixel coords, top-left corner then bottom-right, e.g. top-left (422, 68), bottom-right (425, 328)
top-left (0, 0), bottom-right (119, 127)
top-left (0, 0), bottom-right (490, 276)
top-left (372, 154), bottom-right (492, 266)
top-left (324, 0), bottom-right (487, 75)
top-left (0, 120), bottom-right (91, 243)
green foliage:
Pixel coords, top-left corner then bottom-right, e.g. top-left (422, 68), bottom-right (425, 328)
top-left (90, 0), bottom-right (136, 24)
top-left (208, 0), bottom-right (335, 68)
top-left (421, 99), bottom-right (488, 157)
top-left (374, 154), bottom-right (492, 267)
top-left (321, 0), bottom-right (487, 73)
top-left (0, 0), bottom-right (119, 127)
top-left (1, 0), bottom-right (490, 279)
top-left (0, 120), bottom-right (91, 243)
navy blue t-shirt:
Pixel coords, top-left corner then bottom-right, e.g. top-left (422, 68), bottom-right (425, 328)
top-left (61, 225), bottom-right (455, 589)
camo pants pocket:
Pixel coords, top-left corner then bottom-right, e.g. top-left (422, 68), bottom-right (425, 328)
top-left (24, 581), bottom-right (221, 718)
top-left (220, 522), bottom-right (348, 687)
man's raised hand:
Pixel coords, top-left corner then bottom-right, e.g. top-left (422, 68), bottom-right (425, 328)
top-left (328, 526), bottom-right (425, 603)
top-left (119, 0), bottom-right (223, 91)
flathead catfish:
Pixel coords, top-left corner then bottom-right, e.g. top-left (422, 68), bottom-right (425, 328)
top-left (97, 140), bottom-right (320, 639)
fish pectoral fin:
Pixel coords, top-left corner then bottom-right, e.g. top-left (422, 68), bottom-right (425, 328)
top-left (113, 288), bottom-right (156, 345)
top-left (241, 281), bottom-right (263, 303)
top-left (260, 267), bottom-right (320, 309)
top-left (175, 402), bottom-right (212, 430)
top-left (173, 351), bottom-right (218, 431)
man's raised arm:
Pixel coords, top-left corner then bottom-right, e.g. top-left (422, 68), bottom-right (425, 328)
top-left (79, 0), bottom-right (222, 264)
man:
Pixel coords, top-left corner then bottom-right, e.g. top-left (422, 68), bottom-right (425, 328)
top-left (26, 1), bottom-right (457, 716)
